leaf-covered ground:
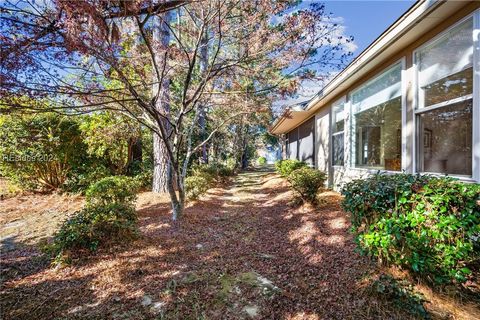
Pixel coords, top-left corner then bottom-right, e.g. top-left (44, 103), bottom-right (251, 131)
top-left (1, 168), bottom-right (478, 319)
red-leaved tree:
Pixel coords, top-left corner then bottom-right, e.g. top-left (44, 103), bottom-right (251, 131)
top-left (1, 0), bottom-right (354, 221)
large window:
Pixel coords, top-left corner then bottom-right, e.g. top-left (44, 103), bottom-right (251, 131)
top-left (331, 99), bottom-right (345, 166)
top-left (415, 17), bottom-right (473, 176)
top-left (287, 129), bottom-right (298, 160)
top-left (351, 62), bottom-right (403, 171)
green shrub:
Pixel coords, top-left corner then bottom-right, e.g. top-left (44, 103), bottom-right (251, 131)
top-left (274, 159), bottom-right (283, 172)
top-left (185, 163), bottom-right (235, 201)
top-left (185, 175), bottom-right (210, 200)
top-left (341, 173), bottom-right (480, 284)
top-left (130, 158), bottom-right (154, 189)
top-left (275, 159), bottom-right (307, 177)
top-left (0, 113), bottom-right (88, 190)
top-left (257, 156), bottom-right (267, 165)
top-left (85, 176), bottom-right (140, 208)
top-left (48, 203), bottom-right (138, 257)
top-left (287, 167), bottom-right (327, 204)
top-left (63, 163), bottom-right (112, 193)
top-left (191, 163), bottom-right (215, 177)
top-left (191, 163), bottom-right (234, 179)
top-left (216, 164), bottom-right (234, 177)
top-left (341, 173), bottom-right (432, 228)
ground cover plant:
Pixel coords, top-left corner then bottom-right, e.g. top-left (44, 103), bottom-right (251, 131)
top-left (257, 156), bottom-right (267, 165)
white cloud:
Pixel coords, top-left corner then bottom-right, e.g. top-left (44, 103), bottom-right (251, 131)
top-left (272, 73), bottom-right (339, 115)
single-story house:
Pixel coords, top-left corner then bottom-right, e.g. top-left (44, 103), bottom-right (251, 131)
top-left (270, 0), bottom-right (480, 188)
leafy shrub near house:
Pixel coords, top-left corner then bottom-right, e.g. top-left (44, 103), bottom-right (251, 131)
top-left (275, 159), bottom-right (307, 177)
top-left (341, 173), bottom-right (480, 284)
top-left (287, 167), bottom-right (327, 204)
top-left (257, 156), bottom-right (267, 165)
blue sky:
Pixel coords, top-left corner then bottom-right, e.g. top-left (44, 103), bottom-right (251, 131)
top-left (276, 0), bottom-right (416, 110)
top-left (322, 0), bottom-right (416, 53)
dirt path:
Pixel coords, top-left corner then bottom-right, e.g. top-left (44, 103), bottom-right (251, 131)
top-left (1, 168), bottom-right (417, 319)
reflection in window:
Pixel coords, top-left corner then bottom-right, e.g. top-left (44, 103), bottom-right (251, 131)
top-left (423, 67), bottom-right (472, 106)
top-left (354, 98), bottom-right (402, 170)
top-left (416, 17), bottom-right (473, 108)
top-left (415, 17), bottom-right (473, 176)
top-left (332, 100), bottom-right (345, 166)
top-left (418, 101), bottom-right (472, 176)
top-left (351, 62), bottom-right (402, 171)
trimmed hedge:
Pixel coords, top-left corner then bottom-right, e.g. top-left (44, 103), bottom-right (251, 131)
top-left (275, 159), bottom-right (307, 177)
top-left (287, 167), bottom-right (327, 204)
top-left (341, 173), bottom-right (480, 284)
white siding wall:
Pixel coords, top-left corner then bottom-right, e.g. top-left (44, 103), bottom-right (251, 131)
top-left (311, 9), bottom-right (480, 189)
top-left (315, 107), bottom-right (330, 172)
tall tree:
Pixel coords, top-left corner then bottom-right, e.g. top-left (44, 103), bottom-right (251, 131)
top-left (1, 0), bottom-right (354, 221)
top-left (152, 11), bottom-right (172, 193)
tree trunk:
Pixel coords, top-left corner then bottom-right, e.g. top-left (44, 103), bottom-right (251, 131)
top-left (198, 30), bottom-right (208, 163)
top-left (152, 11), bottom-right (172, 193)
top-left (132, 137), bottom-right (142, 163)
top-left (167, 164), bottom-right (184, 222)
top-left (127, 137), bottom-right (142, 174)
top-left (153, 133), bottom-right (169, 192)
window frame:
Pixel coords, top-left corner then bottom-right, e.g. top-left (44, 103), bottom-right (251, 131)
top-left (348, 58), bottom-right (406, 172)
top-left (331, 97), bottom-right (346, 167)
top-left (412, 12), bottom-right (478, 180)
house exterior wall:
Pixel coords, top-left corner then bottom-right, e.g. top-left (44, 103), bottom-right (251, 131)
top-left (298, 117), bottom-right (315, 166)
top-left (315, 106), bottom-right (330, 172)
top-left (286, 117), bottom-right (316, 167)
top-left (280, 2), bottom-right (480, 190)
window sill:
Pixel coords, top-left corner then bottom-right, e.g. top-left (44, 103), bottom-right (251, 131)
top-left (417, 172), bottom-right (477, 183)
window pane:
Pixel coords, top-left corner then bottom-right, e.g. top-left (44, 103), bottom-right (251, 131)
top-left (288, 129), bottom-right (298, 160)
top-left (298, 117), bottom-right (315, 166)
top-left (332, 101), bottom-right (345, 134)
top-left (351, 62), bottom-right (402, 111)
top-left (418, 100), bottom-right (472, 176)
top-left (416, 18), bottom-right (473, 108)
top-left (423, 67), bottom-right (473, 106)
top-left (354, 97), bottom-right (402, 170)
top-left (332, 133), bottom-right (344, 166)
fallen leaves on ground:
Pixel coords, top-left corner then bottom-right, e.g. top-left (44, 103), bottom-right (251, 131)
top-left (1, 169), bottom-right (477, 319)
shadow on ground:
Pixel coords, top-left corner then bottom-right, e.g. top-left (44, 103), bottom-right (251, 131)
top-left (0, 167), bottom-right (436, 319)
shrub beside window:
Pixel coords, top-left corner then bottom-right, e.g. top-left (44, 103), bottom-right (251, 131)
top-left (287, 167), bottom-right (327, 204)
top-left (257, 156), bottom-right (267, 165)
top-left (274, 159), bottom-right (307, 177)
top-left (341, 173), bottom-right (480, 284)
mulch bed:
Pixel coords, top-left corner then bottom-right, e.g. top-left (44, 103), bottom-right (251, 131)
top-left (0, 171), bottom-right (439, 319)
